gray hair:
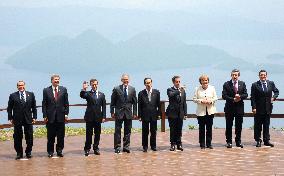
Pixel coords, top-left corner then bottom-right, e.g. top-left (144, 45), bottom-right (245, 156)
top-left (51, 74), bottom-right (60, 82)
top-left (121, 73), bottom-right (129, 79)
top-left (17, 80), bottom-right (25, 86)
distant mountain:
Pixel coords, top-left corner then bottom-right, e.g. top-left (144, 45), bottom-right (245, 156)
top-left (267, 54), bottom-right (284, 60)
top-left (1, 6), bottom-right (284, 46)
top-left (7, 30), bottom-right (283, 74)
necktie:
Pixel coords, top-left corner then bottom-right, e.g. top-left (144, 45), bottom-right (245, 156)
top-left (20, 92), bottom-right (25, 102)
top-left (124, 86), bottom-right (127, 101)
top-left (54, 88), bottom-right (58, 100)
top-left (148, 91), bottom-right (151, 102)
top-left (93, 91), bottom-right (97, 99)
top-left (263, 82), bottom-right (268, 92)
top-left (233, 81), bottom-right (238, 94)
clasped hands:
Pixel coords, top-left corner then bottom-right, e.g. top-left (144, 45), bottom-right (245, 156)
top-left (201, 99), bottom-right (212, 105)
top-left (234, 94), bottom-right (241, 102)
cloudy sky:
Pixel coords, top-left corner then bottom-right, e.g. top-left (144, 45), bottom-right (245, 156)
top-left (1, 0), bottom-right (284, 23)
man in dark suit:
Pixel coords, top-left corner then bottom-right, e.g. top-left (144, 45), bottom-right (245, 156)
top-left (138, 78), bottom-right (161, 152)
top-left (166, 76), bottom-right (187, 151)
top-left (251, 70), bottom-right (279, 147)
top-left (42, 74), bottom-right (69, 157)
top-left (222, 69), bottom-right (248, 148)
top-left (111, 74), bottom-right (137, 154)
top-left (80, 79), bottom-right (106, 156)
top-left (7, 81), bottom-right (37, 159)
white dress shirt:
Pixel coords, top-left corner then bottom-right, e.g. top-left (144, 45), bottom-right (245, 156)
top-left (146, 88), bottom-right (152, 101)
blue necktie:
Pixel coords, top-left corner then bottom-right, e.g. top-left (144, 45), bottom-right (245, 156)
top-left (124, 86), bottom-right (127, 101)
top-left (20, 92), bottom-right (25, 103)
top-left (93, 90), bottom-right (97, 99)
top-left (263, 82), bottom-right (268, 92)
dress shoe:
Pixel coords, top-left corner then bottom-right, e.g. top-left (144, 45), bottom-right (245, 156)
top-left (170, 145), bottom-right (175, 151)
top-left (200, 144), bottom-right (205, 149)
top-left (123, 148), bottom-right (130, 153)
top-left (143, 147), bottom-right (148, 152)
top-left (26, 152), bottom-right (32, 158)
top-left (264, 141), bottom-right (274, 147)
top-left (151, 147), bottom-right (157, 151)
top-left (236, 143), bottom-right (244, 148)
top-left (177, 144), bottom-right (183, 151)
top-left (226, 143), bottom-right (232, 148)
top-left (15, 153), bottom-right (23, 160)
top-left (115, 149), bottom-right (121, 154)
top-left (57, 152), bottom-right (64, 157)
top-left (48, 153), bottom-right (53, 158)
top-left (84, 150), bottom-right (90, 156)
top-left (94, 149), bottom-right (101, 155)
top-left (206, 145), bottom-right (213, 149)
top-left (256, 141), bottom-right (261, 147)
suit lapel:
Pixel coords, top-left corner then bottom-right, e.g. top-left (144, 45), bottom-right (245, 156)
top-left (57, 86), bottom-right (63, 100)
top-left (15, 92), bottom-right (22, 104)
top-left (238, 81), bottom-right (242, 93)
top-left (228, 81), bottom-right (234, 93)
top-left (144, 89), bottom-right (150, 103)
top-left (48, 86), bottom-right (56, 102)
top-left (25, 92), bottom-right (30, 102)
top-left (266, 80), bottom-right (271, 92)
top-left (257, 81), bottom-right (264, 93)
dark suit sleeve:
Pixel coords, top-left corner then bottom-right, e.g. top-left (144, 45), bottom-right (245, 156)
top-left (271, 81), bottom-right (279, 99)
top-left (250, 83), bottom-right (256, 109)
top-left (80, 90), bottom-right (88, 99)
top-left (167, 88), bottom-right (180, 98)
top-left (7, 94), bottom-right (14, 121)
top-left (64, 88), bottom-right (69, 115)
top-left (42, 89), bottom-right (47, 118)
top-left (240, 82), bottom-right (248, 100)
top-left (138, 91), bottom-right (142, 118)
top-left (102, 94), bottom-right (106, 118)
top-left (110, 88), bottom-right (117, 114)
top-left (222, 82), bottom-right (234, 102)
top-left (132, 88), bottom-right (137, 116)
top-left (31, 92), bottom-right (37, 119)
top-left (183, 91), bottom-right (187, 116)
top-left (157, 91), bottom-right (162, 116)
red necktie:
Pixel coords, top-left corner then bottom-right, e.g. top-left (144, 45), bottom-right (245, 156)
top-left (234, 81), bottom-right (238, 94)
top-left (54, 88), bottom-right (58, 101)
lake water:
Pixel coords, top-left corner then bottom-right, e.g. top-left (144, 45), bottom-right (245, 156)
top-left (0, 40), bottom-right (283, 129)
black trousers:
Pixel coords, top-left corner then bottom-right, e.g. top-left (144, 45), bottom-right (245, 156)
top-left (46, 122), bottom-right (65, 153)
top-left (168, 118), bottom-right (183, 145)
top-left (197, 115), bottom-right (214, 146)
top-left (114, 117), bottom-right (132, 150)
top-left (225, 113), bottom-right (243, 144)
top-left (84, 121), bottom-right (101, 151)
top-left (13, 122), bottom-right (33, 154)
top-left (254, 114), bottom-right (270, 142)
top-left (142, 120), bottom-right (157, 149)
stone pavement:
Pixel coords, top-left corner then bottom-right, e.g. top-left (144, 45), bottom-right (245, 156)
top-left (1, 129), bottom-right (284, 176)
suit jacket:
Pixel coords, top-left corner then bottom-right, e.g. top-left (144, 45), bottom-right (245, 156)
top-left (7, 91), bottom-right (37, 125)
top-left (138, 89), bottom-right (161, 121)
top-left (42, 86), bottom-right (69, 123)
top-left (222, 80), bottom-right (248, 115)
top-left (251, 80), bottom-right (279, 115)
top-left (110, 85), bottom-right (137, 119)
top-left (166, 87), bottom-right (187, 119)
top-left (80, 90), bottom-right (106, 123)
top-left (193, 85), bottom-right (217, 116)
